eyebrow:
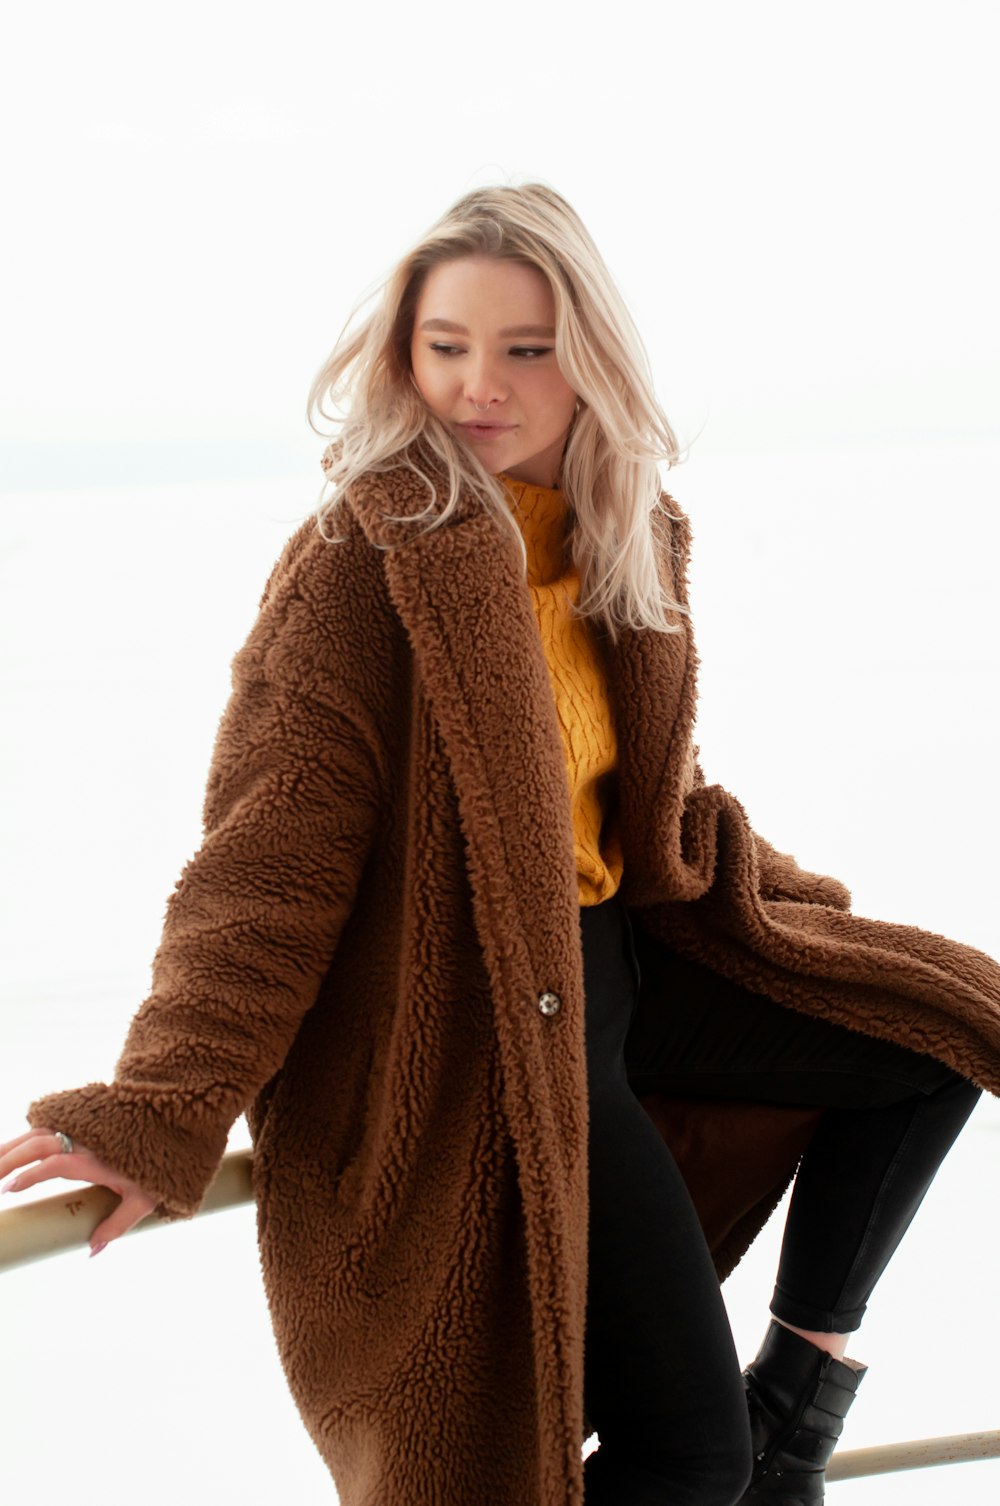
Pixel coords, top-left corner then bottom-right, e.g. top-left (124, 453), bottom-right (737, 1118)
top-left (419, 319), bottom-right (556, 338)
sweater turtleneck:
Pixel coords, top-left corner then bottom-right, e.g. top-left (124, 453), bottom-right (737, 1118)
top-left (497, 472), bottom-right (623, 906)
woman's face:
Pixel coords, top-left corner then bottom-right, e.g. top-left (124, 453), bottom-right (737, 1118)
top-left (409, 255), bottom-right (579, 488)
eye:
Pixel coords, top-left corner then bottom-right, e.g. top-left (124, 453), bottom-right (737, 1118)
top-left (426, 343), bottom-right (554, 360)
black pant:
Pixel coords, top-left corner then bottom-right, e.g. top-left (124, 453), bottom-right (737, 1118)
top-left (581, 893), bottom-right (982, 1506)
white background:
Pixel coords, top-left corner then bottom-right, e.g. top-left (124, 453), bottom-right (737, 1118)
top-left (2, 3), bottom-right (998, 1503)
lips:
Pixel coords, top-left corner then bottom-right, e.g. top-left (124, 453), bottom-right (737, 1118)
top-left (459, 422), bottom-right (516, 440)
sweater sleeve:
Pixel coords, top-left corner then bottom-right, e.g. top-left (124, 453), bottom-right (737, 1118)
top-left (26, 521), bottom-right (383, 1219)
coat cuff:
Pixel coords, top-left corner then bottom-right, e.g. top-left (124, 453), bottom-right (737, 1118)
top-left (26, 1083), bottom-right (231, 1221)
top-left (754, 835), bottom-right (852, 911)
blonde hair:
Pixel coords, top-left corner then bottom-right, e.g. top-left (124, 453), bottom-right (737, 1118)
top-left (307, 181), bottom-right (688, 644)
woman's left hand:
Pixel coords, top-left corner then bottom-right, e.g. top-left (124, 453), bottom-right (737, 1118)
top-left (0, 1127), bottom-right (158, 1255)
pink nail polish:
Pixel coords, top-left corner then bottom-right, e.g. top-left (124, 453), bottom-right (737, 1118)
top-left (0, 1174), bottom-right (21, 1194)
top-left (89, 1241), bottom-right (108, 1258)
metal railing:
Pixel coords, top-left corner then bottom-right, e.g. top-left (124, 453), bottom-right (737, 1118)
top-left (2, 1148), bottom-right (998, 1487)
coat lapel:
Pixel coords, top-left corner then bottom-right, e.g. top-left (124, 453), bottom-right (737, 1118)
top-left (346, 463), bottom-right (593, 979)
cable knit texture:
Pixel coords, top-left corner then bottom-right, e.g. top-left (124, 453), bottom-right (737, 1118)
top-left (500, 472), bottom-right (623, 905)
top-left (25, 440), bottom-right (1000, 1506)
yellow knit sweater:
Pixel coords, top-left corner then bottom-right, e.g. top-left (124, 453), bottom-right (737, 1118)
top-left (500, 472), bottom-right (623, 906)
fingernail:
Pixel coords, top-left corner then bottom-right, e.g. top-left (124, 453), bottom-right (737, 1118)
top-left (89, 1241), bottom-right (108, 1258)
top-left (0, 1174), bottom-right (21, 1194)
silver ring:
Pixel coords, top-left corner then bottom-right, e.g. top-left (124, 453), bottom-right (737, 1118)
top-left (54, 1131), bottom-right (74, 1155)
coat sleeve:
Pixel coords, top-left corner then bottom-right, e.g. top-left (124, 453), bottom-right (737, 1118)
top-left (687, 753), bottom-right (852, 911)
top-left (26, 519), bottom-right (383, 1219)
top-left (752, 832), bottom-right (851, 911)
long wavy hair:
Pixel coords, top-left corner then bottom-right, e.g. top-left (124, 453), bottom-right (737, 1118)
top-left (307, 181), bottom-right (688, 643)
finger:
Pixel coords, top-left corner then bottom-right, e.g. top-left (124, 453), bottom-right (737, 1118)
top-left (0, 1128), bottom-right (63, 1174)
top-left (0, 1153), bottom-right (77, 1194)
top-left (90, 1193), bottom-right (157, 1252)
top-left (0, 1128), bottom-right (48, 1157)
top-left (0, 1138), bottom-right (58, 1186)
top-left (1, 1127), bottom-right (86, 1162)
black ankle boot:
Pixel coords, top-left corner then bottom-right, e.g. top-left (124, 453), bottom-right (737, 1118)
top-left (739, 1320), bottom-right (867, 1502)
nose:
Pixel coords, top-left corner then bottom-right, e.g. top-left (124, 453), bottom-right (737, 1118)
top-left (465, 356), bottom-right (508, 411)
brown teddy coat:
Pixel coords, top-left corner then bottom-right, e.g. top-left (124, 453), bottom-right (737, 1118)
top-left (28, 445), bottom-right (1000, 1506)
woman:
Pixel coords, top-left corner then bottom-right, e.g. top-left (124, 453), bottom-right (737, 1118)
top-left (1, 182), bottom-right (997, 1506)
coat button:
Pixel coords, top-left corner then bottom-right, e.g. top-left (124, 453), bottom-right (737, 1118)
top-left (537, 991), bottom-right (562, 1017)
